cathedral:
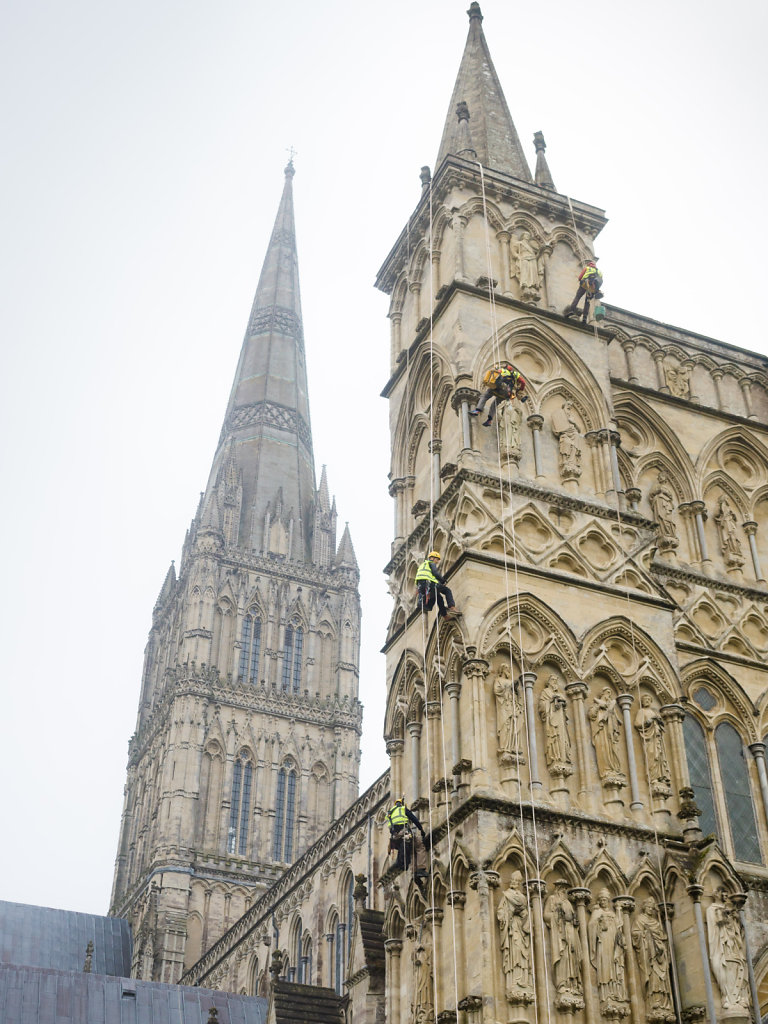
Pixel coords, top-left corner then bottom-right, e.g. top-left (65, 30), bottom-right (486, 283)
top-left (4, 4), bottom-right (768, 1024)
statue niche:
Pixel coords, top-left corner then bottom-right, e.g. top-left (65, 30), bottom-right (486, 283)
top-left (588, 888), bottom-right (630, 1019)
top-left (589, 687), bottom-right (627, 789)
top-left (634, 695), bottom-right (671, 797)
top-left (706, 888), bottom-right (750, 1015)
top-left (648, 472), bottom-right (679, 557)
top-left (499, 398), bottom-right (523, 466)
top-left (511, 230), bottom-right (545, 304)
top-left (538, 675), bottom-right (573, 778)
top-left (632, 898), bottom-right (675, 1023)
top-left (496, 870), bottom-right (534, 1005)
top-left (543, 879), bottom-right (584, 1010)
top-left (494, 664), bottom-right (526, 766)
top-left (551, 400), bottom-right (583, 484)
top-left (714, 496), bottom-right (745, 572)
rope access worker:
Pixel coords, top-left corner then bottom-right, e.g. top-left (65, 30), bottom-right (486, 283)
top-left (415, 551), bottom-right (462, 619)
top-left (470, 364), bottom-right (528, 426)
top-left (387, 797), bottom-right (426, 872)
top-left (564, 259), bottom-right (603, 323)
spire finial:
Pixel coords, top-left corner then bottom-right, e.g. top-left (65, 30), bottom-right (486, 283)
top-left (533, 130), bottom-right (556, 191)
top-left (284, 146), bottom-right (297, 177)
top-left (467, 2), bottom-right (483, 21)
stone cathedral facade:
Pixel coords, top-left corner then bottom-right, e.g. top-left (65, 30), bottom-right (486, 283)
top-left (109, 163), bottom-right (363, 984)
top-left (120, 6), bottom-right (768, 1024)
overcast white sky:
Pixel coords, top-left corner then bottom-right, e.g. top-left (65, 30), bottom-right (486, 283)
top-left (1, 0), bottom-right (766, 916)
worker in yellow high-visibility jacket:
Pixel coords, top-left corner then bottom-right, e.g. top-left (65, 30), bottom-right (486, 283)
top-left (564, 259), bottom-right (604, 323)
top-left (415, 551), bottom-right (461, 619)
top-left (387, 798), bottom-right (426, 871)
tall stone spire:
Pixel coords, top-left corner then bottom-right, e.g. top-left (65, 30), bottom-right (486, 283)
top-left (435, 3), bottom-right (533, 180)
top-left (204, 161), bottom-right (316, 561)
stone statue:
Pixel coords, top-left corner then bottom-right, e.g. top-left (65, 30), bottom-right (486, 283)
top-left (588, 889), bottom-right (630, 1018)
top-left (706, 888), bottom-right (749, 1012)
top-left (498, 397), bottom-right (523, 462)
top-left (543, 880), bottom-right (583, 1009)
top-left (411, 936), bottom-right (434, 1024)
top-left (631, 898), bottom-right (675, 1022)
top-left (512, 231), bottom-right (543, 303)
top-left (634, 695), bottom-right (671, 797)
top-left (665, 362), bottom-right (692, 399)
top-left (648, 472), bottom-right (679, 553)
top-left (714, 496), bottom-right (745, 570)
top-left (550, 400), bottom-right (583, 481)
top-left (497, 870), bottom-right (534, 1004)
top-left (589, 687), bottom-right (626, 787)
top-left (538, 675), bottom-right (573, 777)
top-left (493, 664), bottom-right (525, 766)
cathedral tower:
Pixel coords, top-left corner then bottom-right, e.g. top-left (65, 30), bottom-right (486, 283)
top-left (377, 5), bottom-right (768, 1023)
top-left (110, 164), bottom-right (363, 983)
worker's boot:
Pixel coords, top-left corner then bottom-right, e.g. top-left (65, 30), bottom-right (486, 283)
top-left (445, 607), bottom-right (462, 619)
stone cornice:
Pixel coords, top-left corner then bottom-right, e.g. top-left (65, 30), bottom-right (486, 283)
top-left (611, 378), bottom-right (768, 432)
top-left (384, 468), bottom-right (655, 576)
top-left (653, 560), bottom-right (768, 600)
top-left (214, 549), bottom-right (360, 590)
top-left (129, 672), bottom-right (363, 763)
top-left (181, 771), bottom-right (391, 985)
top-left (675, 641), bottom-right (768, 676)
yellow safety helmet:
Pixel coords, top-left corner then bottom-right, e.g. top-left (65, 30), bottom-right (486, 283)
top-left (428, 551), bottom-right (441, 560)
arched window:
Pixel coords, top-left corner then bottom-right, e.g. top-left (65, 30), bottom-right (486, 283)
top-left (716, 722), bottom-right (762, 863)
top-left (345, 874), bottom-right (354, 959)
top-left (273, 762), bottom-right (298, 861)
top-left (228, 751), bottom-right (253, 856)
top-left (238, 611), bottom-right (261, 684)
top-left (281, 624), bottom-right (304, 693)
top-left (683, 715), bottom-right (718, 838)
top-left (301, 934), bottom-right (312, 986)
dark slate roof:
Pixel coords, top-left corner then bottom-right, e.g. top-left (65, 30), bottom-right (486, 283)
top-left (272, 981), bottom-right (344, 1024)
top-left (358, 910), bottom-right (385, 980)
top-left (0, 965), bottom-right (268, 1024)
top-left (0, 901), bottom-right (132, 977)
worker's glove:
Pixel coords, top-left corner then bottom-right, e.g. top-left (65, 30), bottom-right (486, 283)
top-left (521, 395), bottom-right (529, 403)
top-left (421, 831), bottom-right (430, 849)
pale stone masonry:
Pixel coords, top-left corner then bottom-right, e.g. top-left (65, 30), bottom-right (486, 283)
top-left (120, 5), bottom-right (768, 1024)
top-left (110, 164), bottom-right (362, 984)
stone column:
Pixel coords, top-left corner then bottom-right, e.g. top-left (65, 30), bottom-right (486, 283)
top-left (608, 430), bottom-right (624, 500)
top-left (566, 682), bottom-right (594, 809)
top-left (497, 230), bottom-right (512, 295)
top-left (390, 311), bottom-right (403, 366)
top-left (388, 478), bottom-right (406, 546)
top-left (658, 901), bottom-right (683, 1022)
top-left (686, 884), bottom-right (717, 1024)
top-left (446, 681), bottom-right (462, 773)
top-left (526, 879), bottom-right (548, 1018)
top-left (430, 439), bottom-right (442, 502)
top-left (426, 700), bottom-right (442, 796)
top-left (387, 739), bottom-right (405, 805)
top-left (712, 369), bottom-right (725, 411)
top-left (407, 721), bottom-right (422, 804)
top-left (409, 281), bottom-right (422, 325)
top-left (469, 870), bottom-right (500, 1022)
top-left (431, 249), bottom-right (441, 303)
top-left (569, 888), bottom-right (597, 1024)
top-left (743, 522), bottom-right (765, 583)
top-left (731, 893), bottom-right (760, 1024)
top-left (660, 704), bottom-right (695, 831)
top-left (527, 414), bottom-right (544, 478)
top-left (691, 501), bottom-right (711, 567)
top-left (452, 388), bottom-right (478, 453)
top-left (740, 379), bottom-right (756, 419)
top-left (520, 672), bottom-right (541, 792)
top-left (748, 742), bottom-right (768, 834)
top-left (585, 431), bottom-right (608, 498)
top-left (622, 340), bottom-right (639, 383)
top-left (463, 658), bottom-right (490, 785)
top-left (617, 693), bottom-right (643, 812)
top-left (625, 487), bottom-right (641, 512)
top-left (385, 938), bottom-right (403, 1024)
top-left (654, 351), bottom-right (668, 392)
top-left (424, 907), bottom-right (445, 1011)
top-left (615, 895), bottom-right (642, 1024)
top-left (446, 891), bottom-right (467, 1007)
top-left (452, 210), bottom-right (467, 283)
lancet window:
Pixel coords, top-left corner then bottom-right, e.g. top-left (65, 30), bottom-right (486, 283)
top-left (238, 611), bottom-right (261, 684)
top-left (272, 761), bottom-right (298, 861)
top-left (227, 750), bottom-right (253, 856)
top-left (281, 624), bottom-right (304, 693)
top-left (683, 714), bottom-right (762, 864)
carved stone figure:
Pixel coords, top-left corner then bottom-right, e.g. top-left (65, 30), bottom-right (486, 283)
top-left (706, 889), bottom-right (749, 1013)
top-left (494, 664), bottom-right (525, 766)
top-left (538, 675), bottom-right (573, 777)
top-left (589, 688), bottom-right (626, 787)
top-left (411, 936), bottom-right (434, 1024)
top-left (648, 472), bottom-right (679, 553)
top-left (665, 362), bottom-right (692, 399)
top-left (588, 889), bottom-right (630, 1018)
top-left (543, 880), bottom-right (583, 1009)
top-left (497, 870), bottom-right (534, 1004)
top-left (714, 496), bottom-right (745, 570)
top-left (511, 231), bottom-right (543, 302)
top-left (551, 400), bottom-right (583, 481)
top-left (632, 898), bottom-right (675, 1022)
top-left (498, 397), bottom-right (523, 463)
top-left (634, 695), bottom-right (672, 797)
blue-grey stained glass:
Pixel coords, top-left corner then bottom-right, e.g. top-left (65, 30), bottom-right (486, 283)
top-left (683, 715), bottom-right (719, 838)
top-left (281, 627), bottom-right (294, 691)
top-left (239, 763), bottom-right (252, 856)
top-left (273, 769), bottom-right (286, 859)
top-left (715, 722), bottom-right (762, 864)
top-left (285, 771), bottom-right (297, 861)
top-left (692, 686), bottom-right (717, 712)
top-left (292, 627), bottom-right (304, 693)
